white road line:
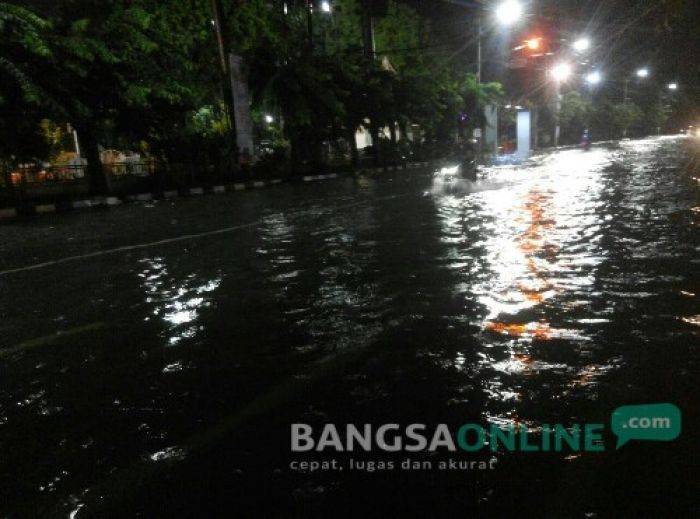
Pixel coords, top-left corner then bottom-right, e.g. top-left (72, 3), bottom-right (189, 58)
top-left (0, 221), bottom-right (261, 277)
top-left (0, 193), bottom-right (411, 278)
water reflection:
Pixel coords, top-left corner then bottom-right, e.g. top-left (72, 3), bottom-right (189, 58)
top-left (138, 257), bottom-right (221, 347)
top-left (432, 148), bottom-right (627, 424)
top-left (0, 137), bottom-right (697, 516)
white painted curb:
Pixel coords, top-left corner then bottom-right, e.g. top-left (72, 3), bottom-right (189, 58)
top-left (35, 204), bottom-right (57, 214)
top-left (72, 200), bottom-right (93, 209)
top-left (233, 183), bottom-right (246, 191)
top-left (213, 185), bottom-right (226, 194)
top-left (189, 187), bottom-right (204, 196)
top-left (163, 190), bottom-right (179, 199)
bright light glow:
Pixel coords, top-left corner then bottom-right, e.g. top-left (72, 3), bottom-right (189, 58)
top-left (283, 3), bottom-right (288, 15)
top-left (551, 63), bottom-right (572, 82)
top-left (439, 165), bottom-right (460, 176)
top-left (573, 38), bottom-right (590, 52)
top-left (586, 71), bottom-right (602, 85)
top-left (264, 114), bottom-right (274, 124)
top-left (495, 1), bottom-right (523, 26)
top-left (526, 38), bottom-right (540, 50)
top-left (636, 68), bottom-right (649, 78)
top-left (668, 82), bottom-right (678, 90)
top-left (321, 1), bottom-right (331, 13)
top-left (525, 38), bottom-right (542, 50)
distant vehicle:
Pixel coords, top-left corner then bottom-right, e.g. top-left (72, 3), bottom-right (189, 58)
top-left (433, 158), bottom-right (478, 183)
top-left (581, 129), bottom-right (592, 151)
top-left (454, 141), bottom-right (478, 181)
top-left (256, 139), bottom-right (275, 156)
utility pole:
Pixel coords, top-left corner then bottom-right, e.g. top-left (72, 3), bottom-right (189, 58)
top-left (360, 0), bottom-right (376, 60)
top-left (553, 80), bottom-right (561, 147)
top-left (306, 0), bottom-right (314, 52)
top-left (359, 0), bottom-right (379, 166)
top-left (210, 0), bottom-right (238, 162)
top-left (476, 14), bottom-right (482, 83)
top-left (622, 79), bottom-right (630, 137)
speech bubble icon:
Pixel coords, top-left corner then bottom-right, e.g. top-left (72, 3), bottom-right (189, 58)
top-left (611, 404), bottom-right (681, 449)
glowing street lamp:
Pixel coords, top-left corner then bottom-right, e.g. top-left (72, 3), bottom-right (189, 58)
top-left (551, 62), bottom-right (572, 82)
top-left (495, 0), bottom-right (523, 26)
top-left (573, 37), bottom-right (591, 52)
top-left (636, 68), bottom-right (649, 78)
top-left (264, 114), bottom-right (274, 124)
top-left (526, 38), bottom-right (541, 50)
top-left (586, 71), bottom-right (602, 85)
top-left (667, 82), bottom-right (678, 90)
top-left (320, 1), bottom-right (331, 13)
top-left (551, 62), bottom-right (573, 147)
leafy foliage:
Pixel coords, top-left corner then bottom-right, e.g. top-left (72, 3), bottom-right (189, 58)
top-left (1, 0), bottom-right (506, 181)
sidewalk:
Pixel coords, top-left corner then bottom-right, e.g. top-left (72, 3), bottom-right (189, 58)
top-left (0, 162), bottom-right (432, 220)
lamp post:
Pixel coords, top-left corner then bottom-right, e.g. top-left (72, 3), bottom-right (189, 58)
top-left (495, 0), bottom-right (523, 27)
top-left (586, 71), bottom-right (602, 86)
top-left (573, 37), bottom-right (591, 52)
top-left (623, 67), bottom-right (649, 104)
top-left (475, 0), bottom-right (524, 83)
top-left (550, 63), bottom-right (572, 147)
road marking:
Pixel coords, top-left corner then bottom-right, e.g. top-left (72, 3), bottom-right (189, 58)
top-left (0, 193), bottom-right (411, 278)
top-left (0, 322), bottom-right (105, 359)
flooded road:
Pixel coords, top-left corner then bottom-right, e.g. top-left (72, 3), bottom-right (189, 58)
top-left (1, 136), bottom-right (699, 516)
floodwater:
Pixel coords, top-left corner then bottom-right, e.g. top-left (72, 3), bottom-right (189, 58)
top-left (1, 136), bottom-right (698, 516)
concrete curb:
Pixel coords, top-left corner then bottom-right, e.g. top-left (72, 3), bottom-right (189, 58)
top-left (72, 200), bottom-right (94, 210)
top-left (126, 193), bottom-right (153, 202)
top-left (35, 204), bottom-right (57, 214)
top-left (0, 161), bottom-right (430, 220)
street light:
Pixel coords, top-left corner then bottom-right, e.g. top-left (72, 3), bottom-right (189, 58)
top-left (586, 71), bottom-right (602, 85)
top-left (551, 63), bottom-right (573, 147)
top-left (495, 0), bottom-right (523, 26)
top-left (551, 62), bottom-right (572, 82)
top-left (668, 82), bottom-right (678, 90)
top-left (264, 114), bottom-right (274, 124)
top-left (573, 37), bottom-right (591, 52)
top-left (320, 1), bottom-right (331, 13)
top-left (526, 38), bottom-right (541, 50)
top-left (636, 68), bottom-right (649, 78)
